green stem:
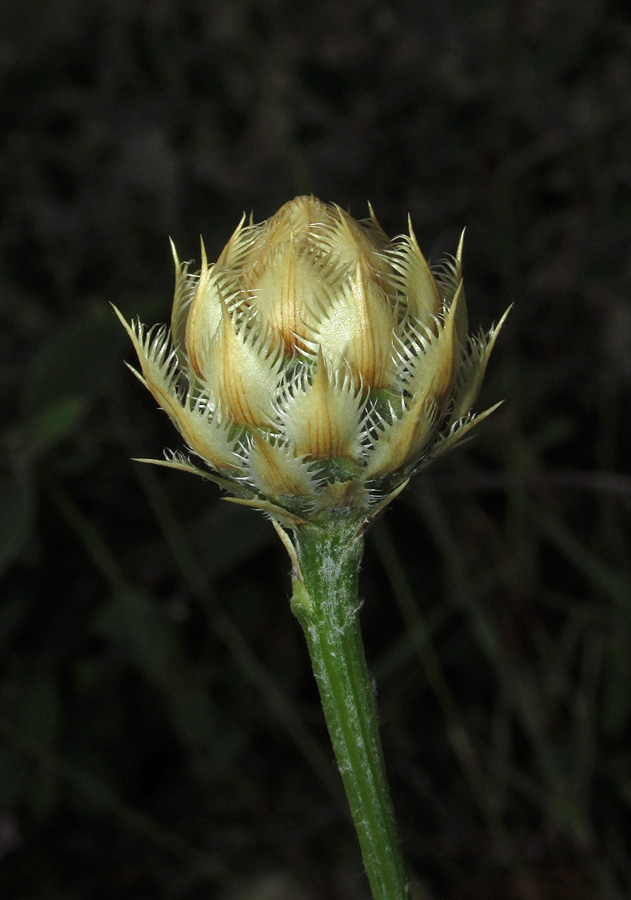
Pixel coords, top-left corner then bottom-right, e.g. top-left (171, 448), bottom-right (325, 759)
top-left (290, 514), bottom-right (409, 900)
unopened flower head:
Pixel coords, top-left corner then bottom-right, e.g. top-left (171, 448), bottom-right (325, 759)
top-left (116, 196), bottom-right (509, 525)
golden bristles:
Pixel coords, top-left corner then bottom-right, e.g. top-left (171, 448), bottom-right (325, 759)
top-left (115, 196), bottom-right (509, 525)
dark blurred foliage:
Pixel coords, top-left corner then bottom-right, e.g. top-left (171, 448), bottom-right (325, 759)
top-left (1, 1), bottom-right (630, 898)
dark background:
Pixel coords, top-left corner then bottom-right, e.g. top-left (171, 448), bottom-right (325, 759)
top-left (1, 1), bottom-right (631, 898)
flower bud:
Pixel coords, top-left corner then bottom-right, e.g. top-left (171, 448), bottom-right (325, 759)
top-left (116, 196), bottom-right (508, 525)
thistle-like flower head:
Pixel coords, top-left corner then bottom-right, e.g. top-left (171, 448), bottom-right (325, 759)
top-left (116, 196), bottom-right (509, 527)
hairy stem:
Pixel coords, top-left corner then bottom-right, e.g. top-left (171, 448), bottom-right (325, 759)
top-left (290, 514), bottom-right (409, 900)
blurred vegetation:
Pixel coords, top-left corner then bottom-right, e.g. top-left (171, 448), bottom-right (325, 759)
top-left (1, 1), bottom-right (630, 898)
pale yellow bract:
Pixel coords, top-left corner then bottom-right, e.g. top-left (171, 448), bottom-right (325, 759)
top-left (115, 196), bottom-right (509, 525)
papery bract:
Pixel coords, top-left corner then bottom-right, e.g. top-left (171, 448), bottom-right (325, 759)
top-left (116, 196), bottom-right (509, 524)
